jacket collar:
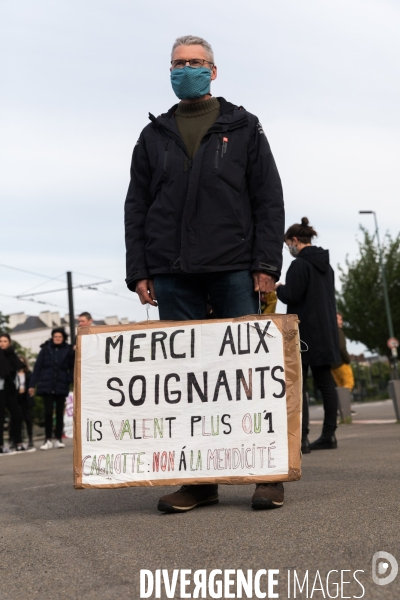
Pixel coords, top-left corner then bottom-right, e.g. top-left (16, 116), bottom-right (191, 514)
top-left (149, 97), bottom-right (248, 133)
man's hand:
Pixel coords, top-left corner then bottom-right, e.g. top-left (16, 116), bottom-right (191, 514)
top-left (252, 271), bottom-right (276, 298)
top-left (28, 387), bottom-right (35, 397)
top-left (135, 279), bottom-right (158, 306)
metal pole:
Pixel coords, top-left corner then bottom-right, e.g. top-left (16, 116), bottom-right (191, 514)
top-left (372, 212), bottom-right (395, 339)
top-left (360, 211), bottom-right (398, 378)
top-left (372, 213), bottom-right (398, 378)
top-left (67, 271), bottom-right (75, 346)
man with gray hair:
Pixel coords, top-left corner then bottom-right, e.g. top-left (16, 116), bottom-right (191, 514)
top-left (125, 35), bottom-right (285, 513)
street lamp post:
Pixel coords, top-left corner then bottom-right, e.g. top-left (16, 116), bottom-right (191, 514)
top-left (359, 211), bottom-right (398, 378)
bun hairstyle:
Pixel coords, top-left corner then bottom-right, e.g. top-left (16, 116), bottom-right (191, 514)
top-left (284, 217), bottom-right (318, 244)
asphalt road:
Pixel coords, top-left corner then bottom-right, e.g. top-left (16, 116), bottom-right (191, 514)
top-left (1, 407), bottom-right (399, 600)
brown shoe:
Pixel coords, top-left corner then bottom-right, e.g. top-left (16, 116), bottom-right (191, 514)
top-left (251, 483), bottom-right (284, 510)
top-left (157, 484), bottom-right (219, 513)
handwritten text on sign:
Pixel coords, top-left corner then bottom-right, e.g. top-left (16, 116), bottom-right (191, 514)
top-left (80, 320), bottom-right (289, 485)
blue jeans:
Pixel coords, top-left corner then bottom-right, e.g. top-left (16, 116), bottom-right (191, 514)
top-left (154, 271), bottom-right (259, 320)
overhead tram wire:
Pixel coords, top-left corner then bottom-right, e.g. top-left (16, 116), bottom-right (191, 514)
top-left (0, 291), bottom-right (68, 311)
top-left (86, 286), bottom-right (142, 304)
top-left (2, 289), bottom-right (111, 317)
top-left (18, 273), bottom-right (66, 296)
top-left (0, 263), bottom-right (66, 283)
top-left (2, 264), bottom-right (136, 303)
top-left (72, 271), bottom-right (142, 302)
top-left (21, 298), bottom-right (69, 310)
top-left (16, 279), bottom-right (112, 299)
top-left (1, 262), bottom-right (141, 312)
top-left (73, 270), bottom-right (112, 280)
top-left (1, 264), bottom-right (113, 293)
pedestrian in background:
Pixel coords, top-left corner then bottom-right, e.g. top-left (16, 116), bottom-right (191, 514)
top-left (261, 290), bottom-right (278, 314)
top-left (331, 313), bottom-right (355, 390)
top-left (276, 217), bottom-right (340, 452)
top-left (73, 312), bottom-right (94, 351)
top-left (77, 312), bottom-right (93, 328)
top-left (29, 327), bottom-right (74, 450)
top-left (16, 356), bottom-right (35, 450)
top-left (0, 333), bottom-right (25, 454)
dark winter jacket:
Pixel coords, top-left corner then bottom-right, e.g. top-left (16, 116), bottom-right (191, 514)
top-left (277, 246), bottom-right (340, 366)
top-left (0, 346), bottom-right (25, 385)
top-left (125, 97), bottom-right (284, 290)
top-left (30, 341), bottom-right (74, 396)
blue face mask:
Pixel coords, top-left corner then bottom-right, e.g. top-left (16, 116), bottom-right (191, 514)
top-left (170, 66), bottom-right (212, 100)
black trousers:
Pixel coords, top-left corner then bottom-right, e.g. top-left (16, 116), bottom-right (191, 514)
top-left (302, 363), bottom-right (338, 436)
top-left (17, 393), bottom-right (33, 439)
top-left (43, 394), bottom-right (66, 441)
top-left (0, 386), bottom-right (22, 446)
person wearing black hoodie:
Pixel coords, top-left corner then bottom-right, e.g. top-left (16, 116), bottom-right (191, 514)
top-left (29, 327), bottom-right (74, 450)
top-left (276, 218), bottom-right (340, 451)
top-left (0, 333), bottom-right (25, 454)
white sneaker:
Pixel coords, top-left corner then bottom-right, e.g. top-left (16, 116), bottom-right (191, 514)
top-left (54, 440), bottom-right (65, 449)
top-left (0, 446), bottom-right (16, 456)
top-left (40, 440), bottom-right (53, 450)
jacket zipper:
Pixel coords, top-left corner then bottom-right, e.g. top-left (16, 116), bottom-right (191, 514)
top-left (157, 124), bottom-right (190, 161)
top-left (214, 134), bottom-right (222, 169)
top-left (163, 140), bottom-right (169, 173)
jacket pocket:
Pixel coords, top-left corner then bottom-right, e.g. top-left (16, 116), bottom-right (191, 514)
top-left (216, 168), bottom-right (243, 193)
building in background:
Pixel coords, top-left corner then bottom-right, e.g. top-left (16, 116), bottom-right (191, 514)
top-left (8, 311), bottom-right (131, 354)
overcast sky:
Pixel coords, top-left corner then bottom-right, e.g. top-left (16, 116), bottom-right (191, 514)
top-left (1, 0), bottom-right (399, 353)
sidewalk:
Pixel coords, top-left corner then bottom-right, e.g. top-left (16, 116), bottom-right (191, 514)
top-left (310, 398), bottom-right (398, 424)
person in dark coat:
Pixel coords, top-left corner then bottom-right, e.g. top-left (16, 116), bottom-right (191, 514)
top-left (0, 333), bottom-right (25, 454)
top-left (276, 218), bottom-right (340, 451)
top-left (29, 327), bottom-right (74, 450)
top-left (125, 35), bottom-right (285, 513)
top-left (125, 36), bottom-right (284, 313)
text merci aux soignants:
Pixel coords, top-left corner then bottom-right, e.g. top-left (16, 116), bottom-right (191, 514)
top-left (100, 322), bottom-right (286, 409)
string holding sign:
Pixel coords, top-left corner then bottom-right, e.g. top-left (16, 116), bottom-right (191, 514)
top-left (300, 339), bottom-right (309, 353)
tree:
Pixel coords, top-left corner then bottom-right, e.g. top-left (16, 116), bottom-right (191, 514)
top-left (0, 311), bottom-right (9, 332)
top-left (337, 227), bottom-right (400, 356)
top-left (0, 310), bottom-right (37, 366)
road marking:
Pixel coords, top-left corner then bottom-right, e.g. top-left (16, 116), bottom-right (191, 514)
top-left (351, 419), bottom-right (397, 424)
top-left (17, 483), bottom-right (57, 491)
top-left (310, 420), bottom-right (397, 425)
top-left (352, 400), bottom-right (391, 407)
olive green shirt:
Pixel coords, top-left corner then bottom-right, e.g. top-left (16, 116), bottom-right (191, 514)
top-left (174, 97), bottom-right (220, 159)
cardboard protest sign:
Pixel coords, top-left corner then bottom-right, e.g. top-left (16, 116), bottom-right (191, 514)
top-left (73, 315), bottom-right (302, 489)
